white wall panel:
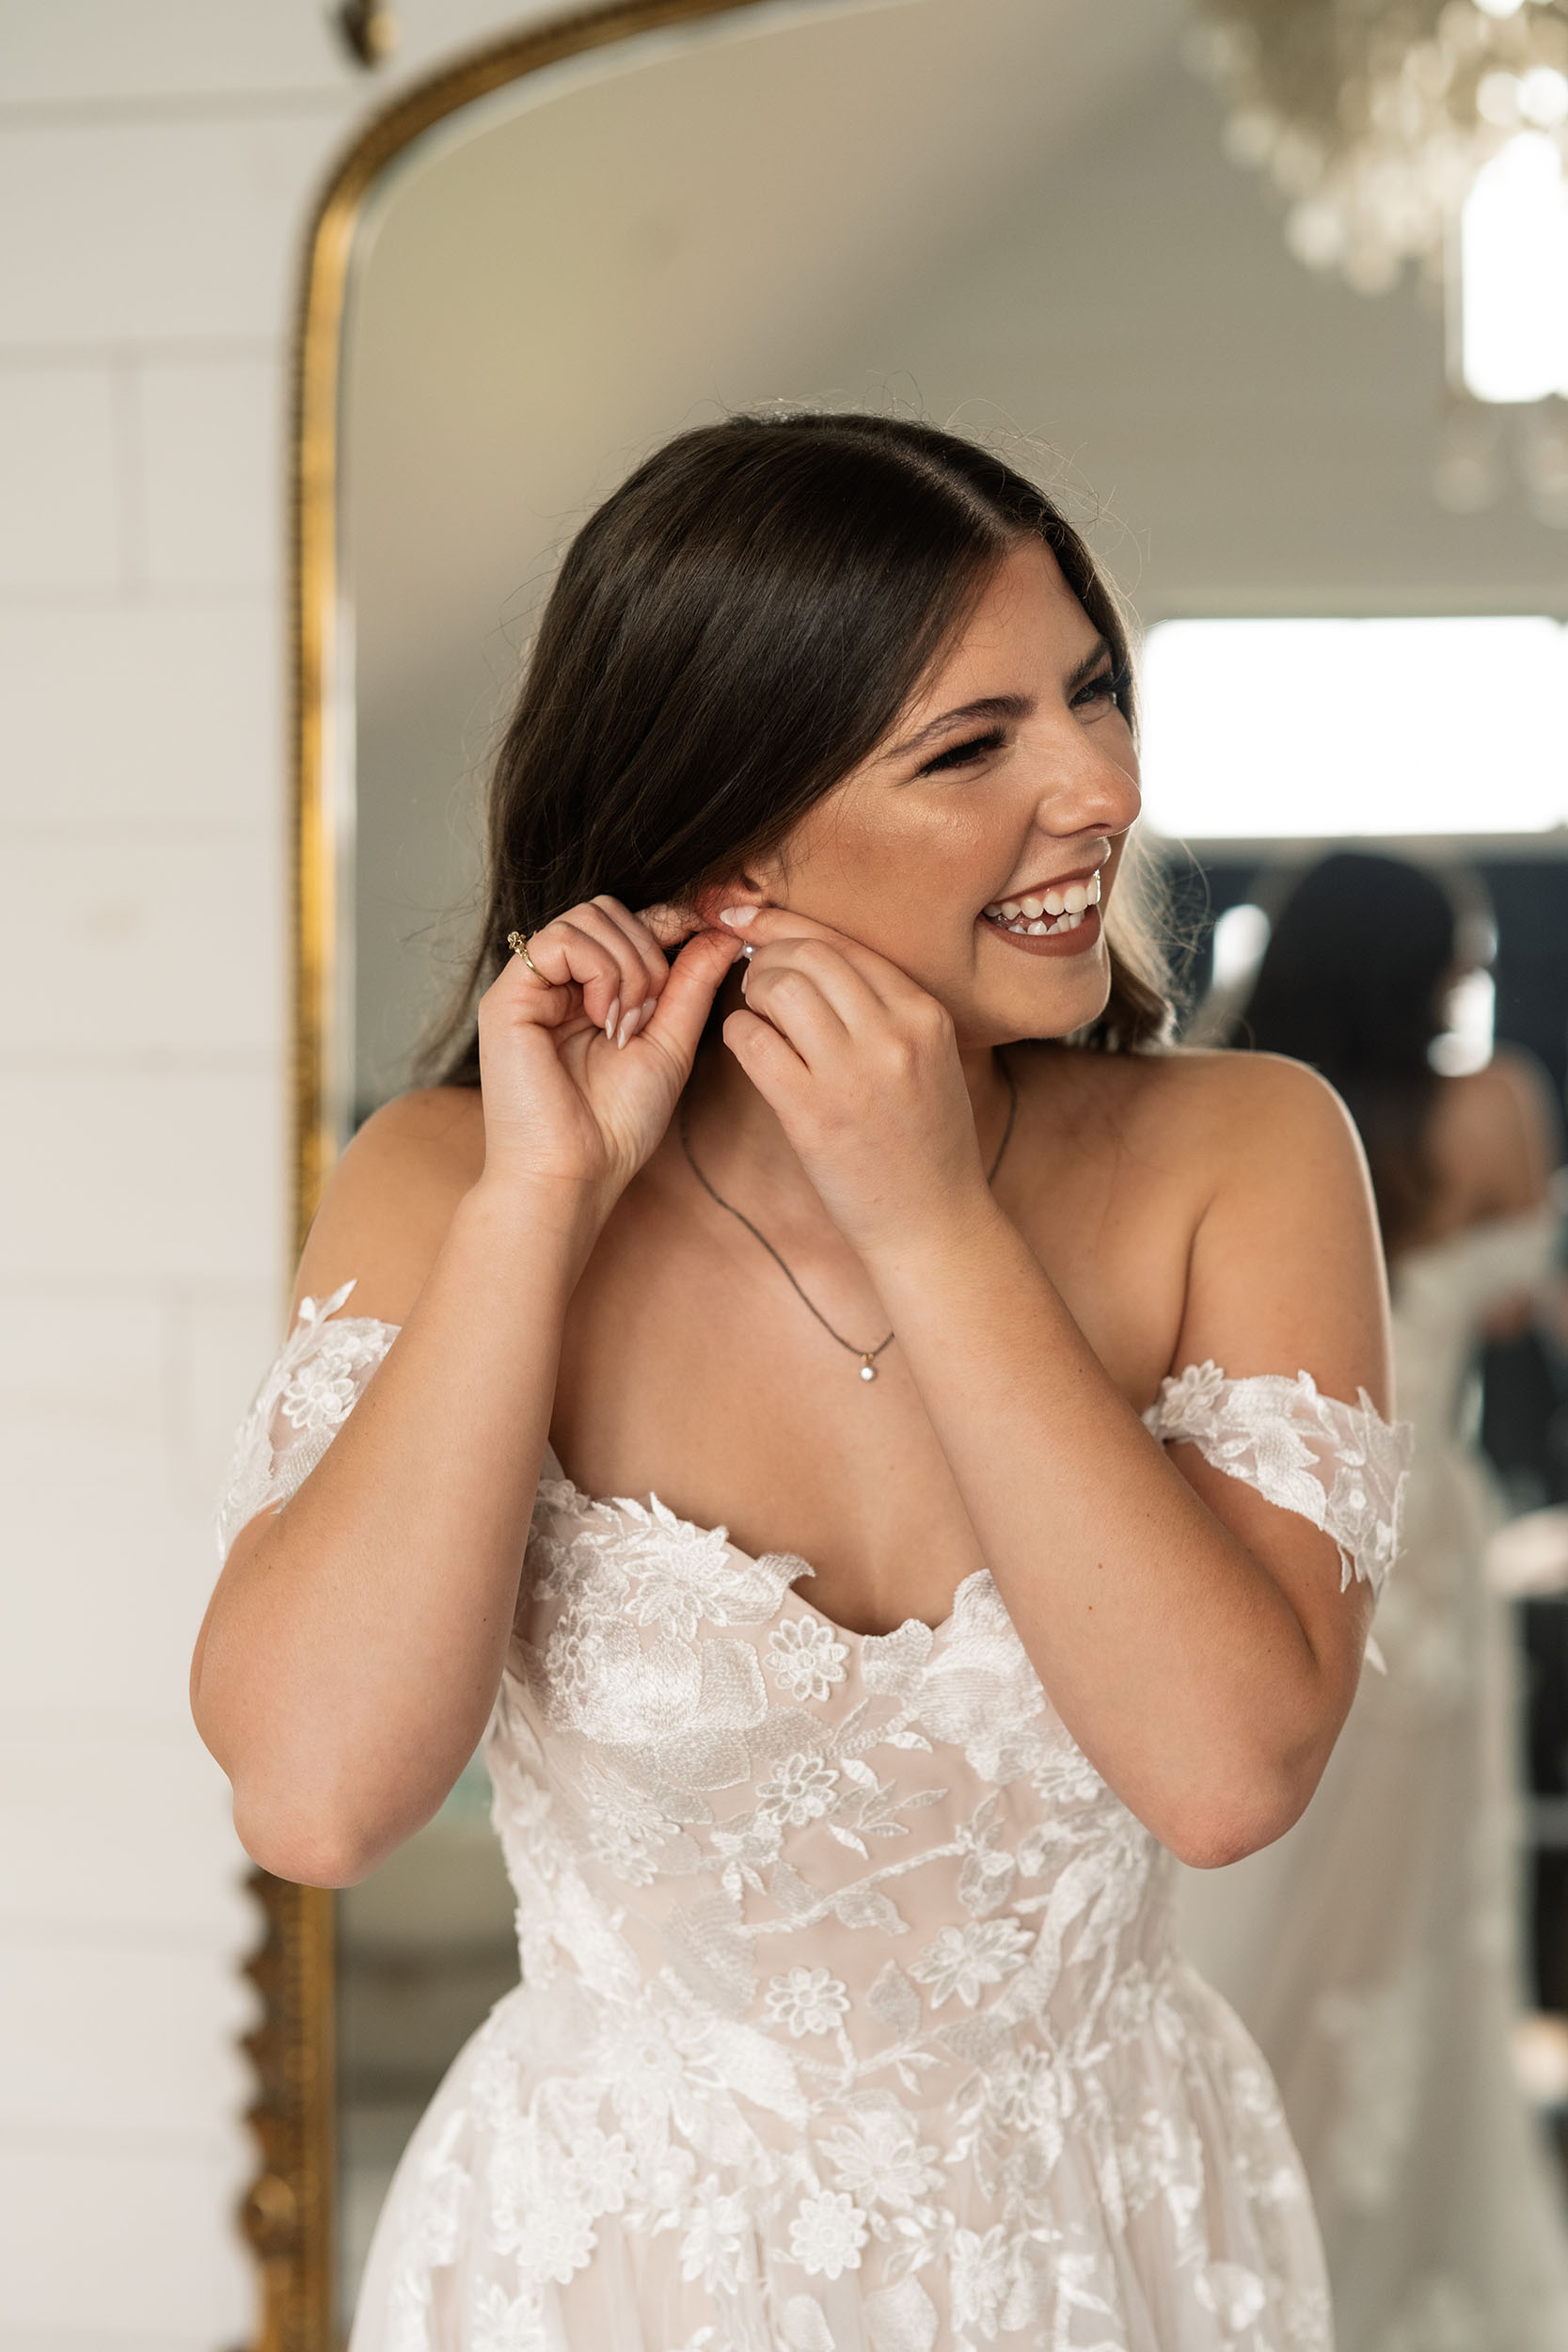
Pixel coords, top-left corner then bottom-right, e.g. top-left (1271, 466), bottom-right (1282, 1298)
top-left (0, 603), bottom-right (280, 835)
top-left (0, 364), bottom-right (124, 590)
top-left (0, 1938), bottom-right (254, 2139)
top-left (0, 839), bottom-right (282, 1057)
top-left (0, 114), bottom-right (341, 347)
top-left (0, 1290), bottom-right (164, 1489)
top-left (0, 1731), bottom-right (253, 1943)
top-left (136, 357), bottom-right (281, 588)
top-left (0, 0), bottom-right (562, 108)
top-left (3, 1484), bottom-right (223, 1723)
top-left (0, 2145), bottom-right (254, 2335)
top-left (0, 1073), bottom-right (281, 1285)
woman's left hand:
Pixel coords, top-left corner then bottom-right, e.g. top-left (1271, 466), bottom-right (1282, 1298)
top-left (717, 905), bottom-right (993, 1257)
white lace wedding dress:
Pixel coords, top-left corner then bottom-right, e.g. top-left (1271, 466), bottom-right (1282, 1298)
top-left (1177, 1211), bottom-right (1568, 2352)
top-left (219, 1289), bottom-right (1410, 2352)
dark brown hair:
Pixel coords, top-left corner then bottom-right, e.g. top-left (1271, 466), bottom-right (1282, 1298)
top-left (1235, 850), bottom-right (1465, 1254)
top-left (427, 412), bottom-right (1171, 1082)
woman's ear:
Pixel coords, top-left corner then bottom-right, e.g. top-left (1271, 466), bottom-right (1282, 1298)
top-left (689, 876), bottom-right (770, 930)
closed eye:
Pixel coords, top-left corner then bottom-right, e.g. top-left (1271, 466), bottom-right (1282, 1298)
top-left (916, 727), bottom-right (1006, 776)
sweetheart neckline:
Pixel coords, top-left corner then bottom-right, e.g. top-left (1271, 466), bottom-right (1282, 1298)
top-left (537, 1446), bottom-right (995, 1646)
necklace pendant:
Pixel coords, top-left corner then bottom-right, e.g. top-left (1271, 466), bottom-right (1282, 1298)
top-left (859, 1358), bottom-right (877, 1382)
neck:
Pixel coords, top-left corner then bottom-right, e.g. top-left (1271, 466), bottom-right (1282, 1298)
top-left (683, 987), bottom-right (1013, 1223)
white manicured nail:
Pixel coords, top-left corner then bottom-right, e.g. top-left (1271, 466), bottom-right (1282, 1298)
top-left (605, 996), bottom-right (620, 1041)
top-left (615, 1008), bottom-right (638, 1048)
top-left (719, 906), bottom-right (757, 928)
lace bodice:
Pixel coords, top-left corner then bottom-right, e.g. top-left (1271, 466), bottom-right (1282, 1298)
top-left (220, 1289), bottom-right (1409, 2351)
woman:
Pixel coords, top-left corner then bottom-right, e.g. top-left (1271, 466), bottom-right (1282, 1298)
top-left (1178, 850), bottom-right (1568, 2352)
top-left (194, 416), bottom-right (1407, 2350)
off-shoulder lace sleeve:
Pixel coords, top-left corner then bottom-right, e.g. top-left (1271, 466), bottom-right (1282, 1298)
top-left (214, 1280), bottom-right (399, 1562)
top-left (1142, 1360), bottom-right (1411, 1597)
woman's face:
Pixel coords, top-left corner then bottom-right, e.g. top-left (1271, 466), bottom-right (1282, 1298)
top-left (744, 539), bottom-right (1142, 1048)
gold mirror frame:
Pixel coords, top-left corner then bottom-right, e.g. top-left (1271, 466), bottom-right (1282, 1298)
top-left (270, 3), bottom-right (804, 2342)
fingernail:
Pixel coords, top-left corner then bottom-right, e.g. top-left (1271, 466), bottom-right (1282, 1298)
top-left (605, 996), bottom-right (621, 1041)
top-left (615, 1008), bottom-right (638, 1048)
top-left (641, 997), bottom-right (657, 1025)
top-left (718, 906), bottom-right (757, 928)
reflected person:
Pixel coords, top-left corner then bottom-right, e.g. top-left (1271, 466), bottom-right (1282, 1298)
top-left (1178, 849), bottom-right (1568, 2352)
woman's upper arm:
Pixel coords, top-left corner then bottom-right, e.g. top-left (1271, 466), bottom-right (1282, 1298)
top-left (1172, 1054), bottom-right (1392, 1416)
top-left (293, 1086), bottom-right (485, 1325)
top-left (1161, 1055), bottom-right (1397, 1681)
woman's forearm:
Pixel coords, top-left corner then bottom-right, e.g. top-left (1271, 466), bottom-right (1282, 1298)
top-left (863, 1197), bottom-right (1350, 1866)
top-left (193, 1177), bottom-right (601, 1883)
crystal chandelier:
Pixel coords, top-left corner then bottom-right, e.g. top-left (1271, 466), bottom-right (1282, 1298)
top-left (1186, 0), bottom-right (1568, 295)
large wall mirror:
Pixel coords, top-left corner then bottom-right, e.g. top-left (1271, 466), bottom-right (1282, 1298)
top-left (268, 0), bottom-right (1568, 2339)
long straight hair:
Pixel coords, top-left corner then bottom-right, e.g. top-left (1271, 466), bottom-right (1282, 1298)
top-left (1236, 850), bottom-right (1463, 1253)
top-left (424, 413), bottom-right (1172, 1083)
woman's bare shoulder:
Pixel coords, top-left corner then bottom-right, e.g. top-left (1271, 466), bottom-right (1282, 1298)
top-left (293, 1087), bottom-right (485, 1326)
top-left (1033, 1042), bottom-right (1358, 1169)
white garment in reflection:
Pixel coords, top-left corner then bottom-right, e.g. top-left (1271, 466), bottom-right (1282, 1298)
top-left (1178, 1210), bottom-right (1568, 2352)
top-left (220, 1291), bottom-right (1409, 2352)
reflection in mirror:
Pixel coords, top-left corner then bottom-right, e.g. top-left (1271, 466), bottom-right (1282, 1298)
top-left (325, 0), bottom-right (1568, 2325)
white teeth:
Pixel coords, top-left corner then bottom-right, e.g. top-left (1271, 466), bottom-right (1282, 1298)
top-left (1042, 890), bottom-right (1065, 917)
top-left (1000, 900), bottom-right (1021, 919)
top-left (1063, 882), bottom-right (1087, 914)
top-left (1026, 919), bottom-right (1049, 934)
top-left (1020, 896), bottom-right (1044, 919)
top-left (1086, 871), bottom-right (1101, 903)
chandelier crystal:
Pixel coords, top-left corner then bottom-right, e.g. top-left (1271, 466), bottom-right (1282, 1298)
top-left (1187, 0), bottom-right (1568, 294)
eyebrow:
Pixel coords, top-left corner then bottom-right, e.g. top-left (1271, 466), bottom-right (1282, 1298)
top-left (886, 638), bottom-right (1115, 762)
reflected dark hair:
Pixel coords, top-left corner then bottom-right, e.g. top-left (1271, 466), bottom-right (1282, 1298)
top-left (424, 411), bottom-right (1171, 1084)
top-left (1235, 850), bottom-right (1463, 1253)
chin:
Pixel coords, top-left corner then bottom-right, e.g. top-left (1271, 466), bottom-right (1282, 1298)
top-left (962, 955), bottom-right (1112, 1050)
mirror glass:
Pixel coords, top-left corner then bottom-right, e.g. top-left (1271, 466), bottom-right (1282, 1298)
top-left (331, 0), bottom-right (1568, 2316)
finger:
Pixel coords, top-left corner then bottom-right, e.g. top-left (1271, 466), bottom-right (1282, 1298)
top-left (719, 903), bottom-right (909, 1009)
top-left (722, 1004), bottom-right (810, 1098)
top-left (638, 929), bottom-right (744, 1070)
top-left (739, 958), bottom-right (860, 1072)
top-left (559, 900), bottom-right (665, 1040)
top-left (522, 915), bottom-right (628, 1037)
top-left (587, 896), bottom-right (673, 1010)
top-left (742, 937), bottom-right (890, 1044)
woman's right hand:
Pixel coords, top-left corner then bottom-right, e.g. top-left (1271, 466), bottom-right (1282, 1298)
top-left (474, 898), bottom-right (741, 1206)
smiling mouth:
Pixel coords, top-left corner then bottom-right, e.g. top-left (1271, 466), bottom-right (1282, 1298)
top-left (981, 869), bottom-right (1101, 938)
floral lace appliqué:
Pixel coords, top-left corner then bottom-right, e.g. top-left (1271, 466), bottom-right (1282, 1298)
top-left (214, 1282), bottom-right (396, 1560)
top-left (1144, 1359), bottom-right (1411, 1597)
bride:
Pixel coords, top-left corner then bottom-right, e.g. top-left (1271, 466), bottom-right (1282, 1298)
top-left (193, 413), bottom-right (1408, 2350)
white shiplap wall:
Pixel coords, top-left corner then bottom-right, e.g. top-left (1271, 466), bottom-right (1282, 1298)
top-left (0, 7), bottom-right (574, 2344)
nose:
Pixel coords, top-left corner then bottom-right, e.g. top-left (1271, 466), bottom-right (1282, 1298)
top-left (1030, 715), bottom-right (1141, 844)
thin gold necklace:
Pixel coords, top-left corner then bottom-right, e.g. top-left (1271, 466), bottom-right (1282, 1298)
top-left (679, 1057), bottom-right (1020, 1383)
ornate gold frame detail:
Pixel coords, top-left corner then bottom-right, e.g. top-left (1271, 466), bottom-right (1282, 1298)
top-left (271, 2), bottom-right (788, 2342)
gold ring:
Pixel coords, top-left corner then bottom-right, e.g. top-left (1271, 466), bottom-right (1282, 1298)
top-left (506, 930), bottom-right (544, 979)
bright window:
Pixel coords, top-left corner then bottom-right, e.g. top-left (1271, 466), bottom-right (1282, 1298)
top-left (1462, 132), bottom-right (1568, 404)
top-left (1138, 616), bottom-right (1568, 841)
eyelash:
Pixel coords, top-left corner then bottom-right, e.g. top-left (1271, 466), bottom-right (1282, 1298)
top-left (1073, 667), bottom-right (1121, 711)
top-left (919, 727), bottom-right (1006, 775)
top-left (915, 671), bottom-right (1121, 775)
